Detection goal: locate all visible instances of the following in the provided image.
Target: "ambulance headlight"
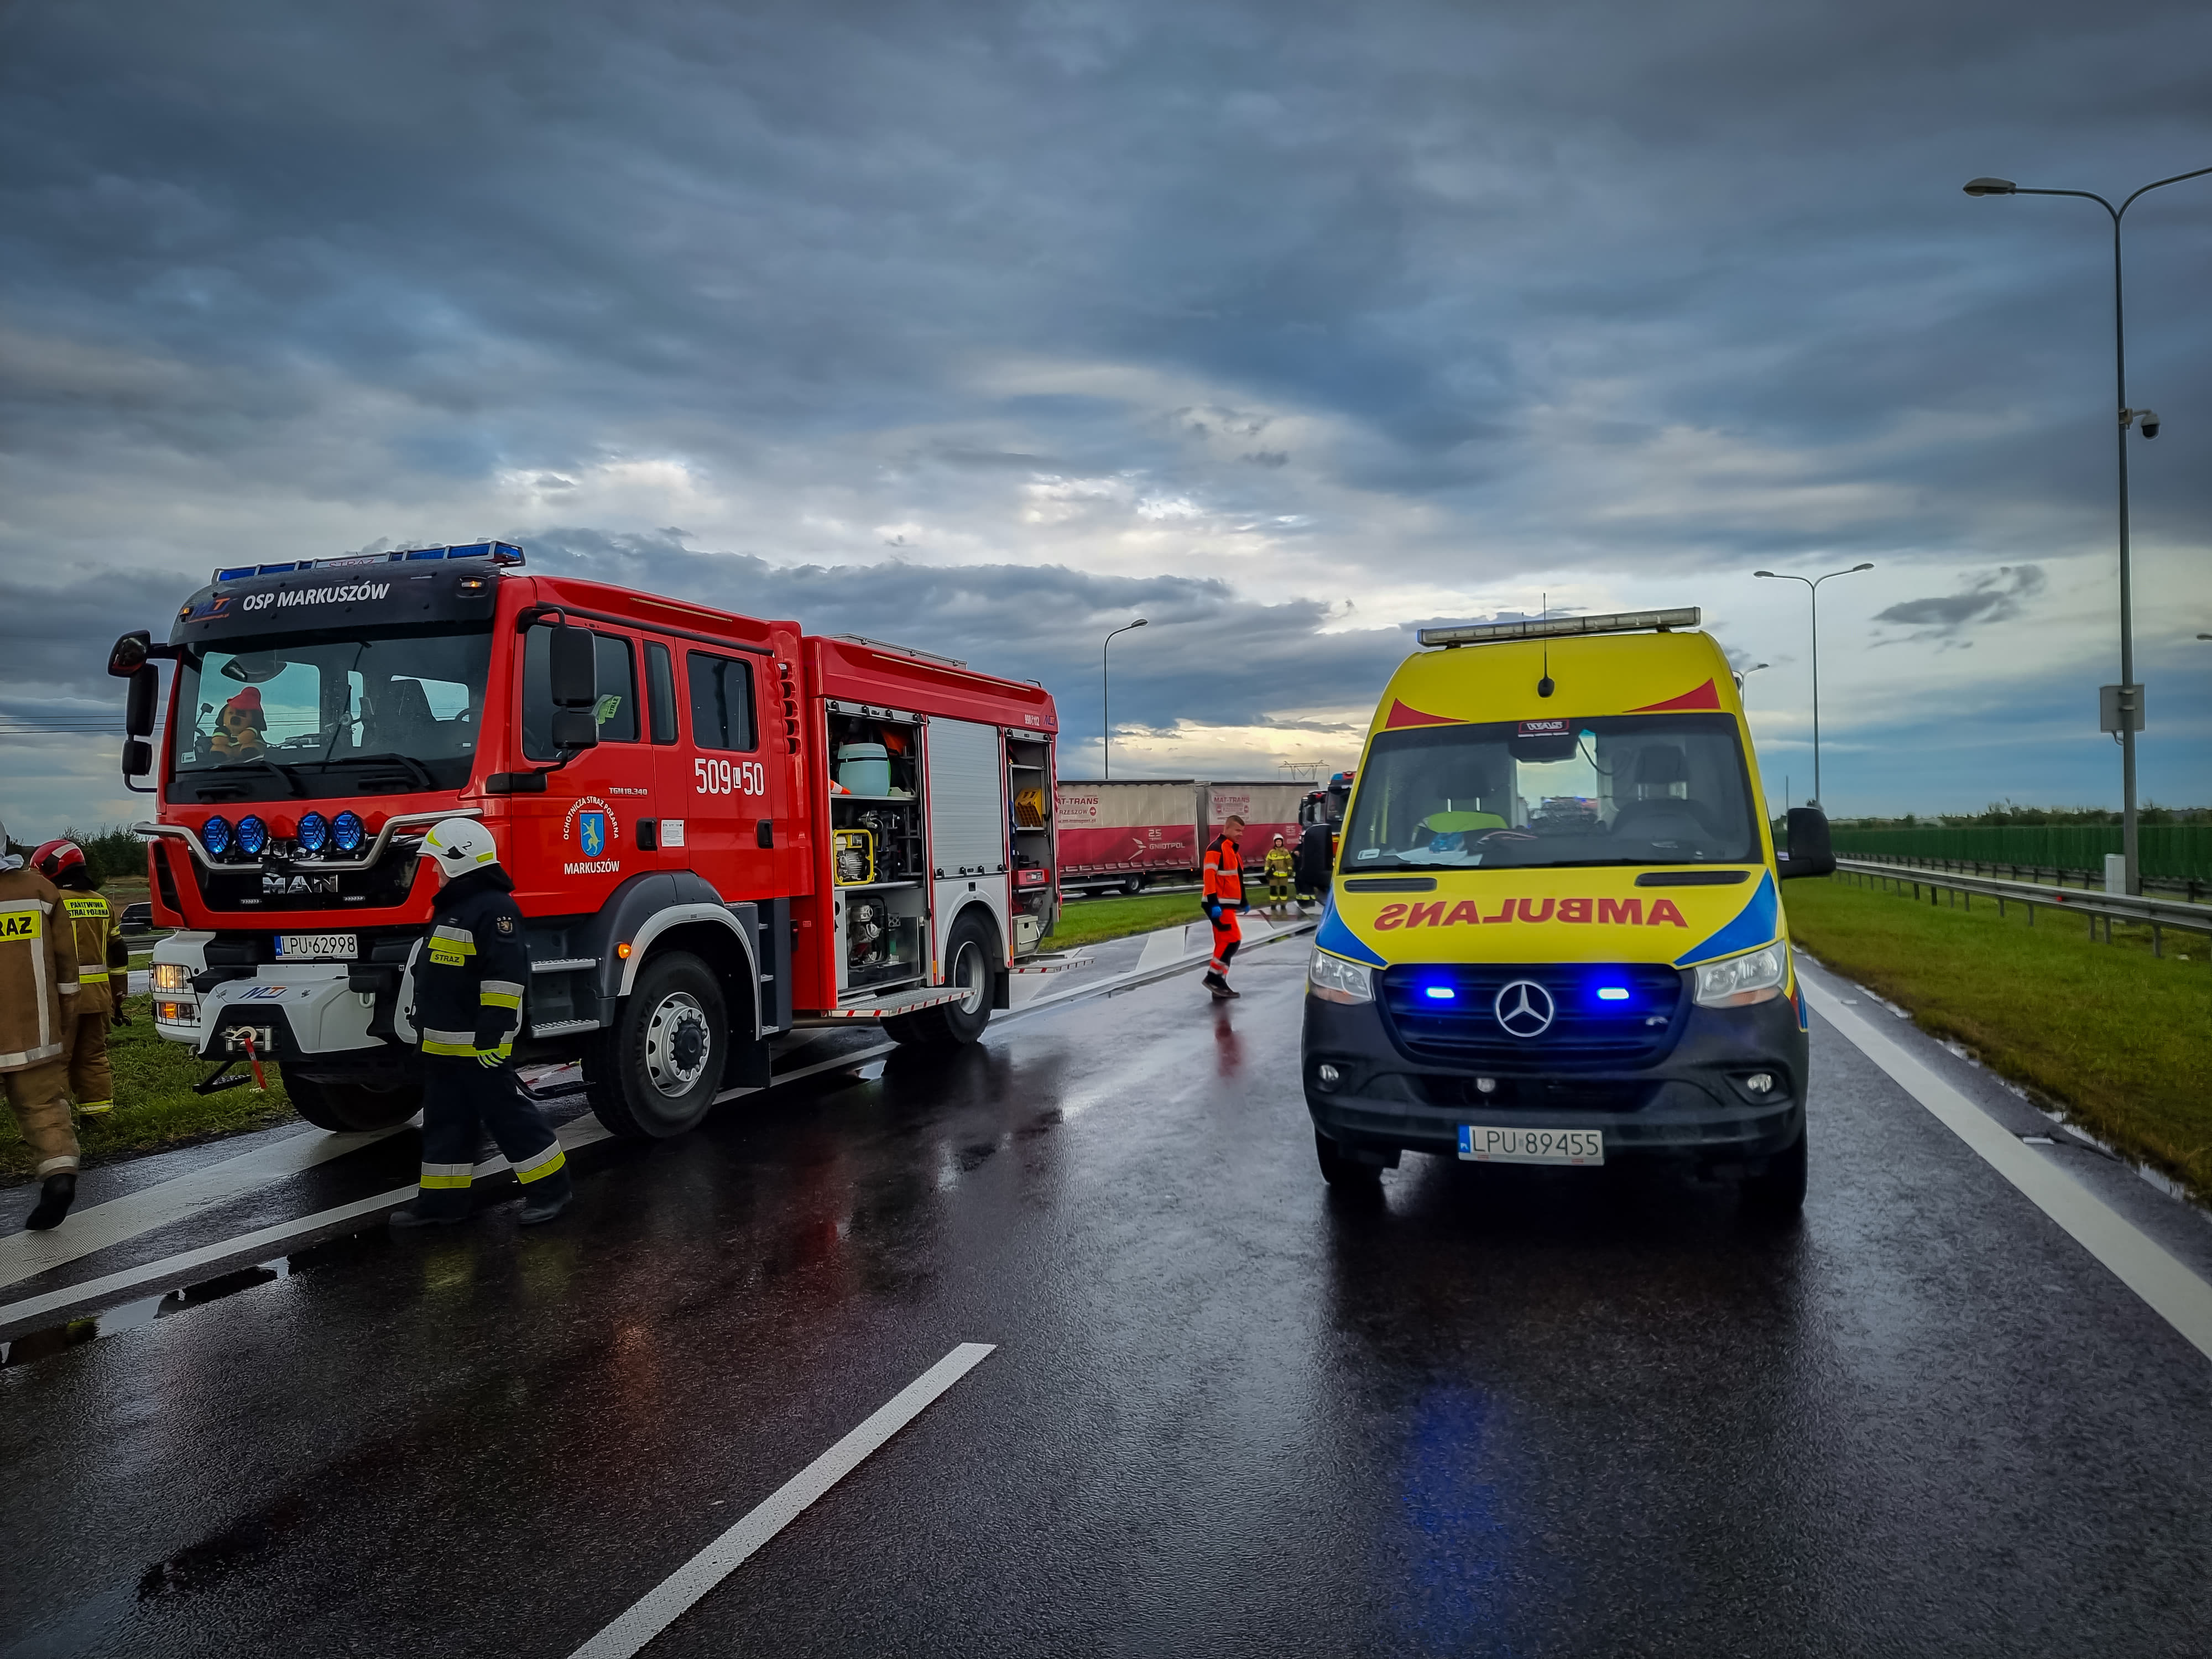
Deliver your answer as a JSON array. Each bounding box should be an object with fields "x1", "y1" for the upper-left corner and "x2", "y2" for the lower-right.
[
  {"x1": 1693, "y1": 942, "x2": 1788, "y2": 1008},
  {"x1": 1308, "y1": 950, "x2": 1374, "y2": 1004}
]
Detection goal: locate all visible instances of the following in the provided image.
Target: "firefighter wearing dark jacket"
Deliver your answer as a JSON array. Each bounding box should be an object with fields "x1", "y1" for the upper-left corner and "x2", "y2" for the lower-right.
[
  {"x1": 1201, "y1": 814, "x2": 1250, "y2": 1001},
  {"x1": 390, "y1": 819, "x2": 573, "y2": 1228},
  {"x1": 34, "y1": 841, "x2": 127, "y2": 1117}
]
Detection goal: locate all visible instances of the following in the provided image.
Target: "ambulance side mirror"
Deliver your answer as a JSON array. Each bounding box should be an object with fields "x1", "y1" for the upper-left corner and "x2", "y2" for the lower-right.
[{"x1": 1778, "y1": 806, "x2": 1834, "y2": 879}]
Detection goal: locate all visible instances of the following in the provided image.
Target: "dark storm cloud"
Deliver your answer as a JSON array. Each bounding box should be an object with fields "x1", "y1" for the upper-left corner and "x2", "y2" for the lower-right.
[{"x1": 1871, "y1": 564, "x2": 2047, "y2": 640}]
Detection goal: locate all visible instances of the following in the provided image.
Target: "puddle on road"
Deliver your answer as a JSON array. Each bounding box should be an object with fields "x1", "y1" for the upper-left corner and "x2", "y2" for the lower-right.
[{"x1": 0, "y1": 1230, "x2": 392, "y2": 1369}]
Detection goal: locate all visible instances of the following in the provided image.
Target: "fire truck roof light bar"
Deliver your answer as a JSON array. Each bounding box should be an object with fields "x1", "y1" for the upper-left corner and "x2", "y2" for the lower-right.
[
  {"x1": 1417, "y1": 607, "x2": 1701, "y2": 647},
  {"x1": 212, "y1": 542, "x2": 524, "y2": 584}
]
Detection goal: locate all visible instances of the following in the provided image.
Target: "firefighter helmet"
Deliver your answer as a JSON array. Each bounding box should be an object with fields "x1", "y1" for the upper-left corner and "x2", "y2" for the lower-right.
[
  {"x1": 420, "y1": 818, "x2": 499, "y2": 877},
  {"x1": 32, "y1": 839, "x2": 88, "y2": 882}
]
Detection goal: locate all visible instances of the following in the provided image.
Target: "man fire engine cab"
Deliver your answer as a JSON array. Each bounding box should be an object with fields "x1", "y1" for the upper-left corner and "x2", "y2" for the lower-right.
[
  {"x1": 1301, "y1": 608, "x2": 1833, "y2": 1214},
  {"x1": 110, "y1": 540, "x2": 1062, "y2": 1151}
]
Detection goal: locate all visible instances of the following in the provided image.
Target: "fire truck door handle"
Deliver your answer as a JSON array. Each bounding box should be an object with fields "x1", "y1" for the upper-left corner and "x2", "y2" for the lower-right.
[{"x1": 756, "y1": 819, "x2": 774, "y2": 848}]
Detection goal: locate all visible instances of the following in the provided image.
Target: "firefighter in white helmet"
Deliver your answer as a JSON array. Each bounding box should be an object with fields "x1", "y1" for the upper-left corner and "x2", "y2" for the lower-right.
[{"x1": 389, "y1": 819, "x2": 573, "y2": 1228}]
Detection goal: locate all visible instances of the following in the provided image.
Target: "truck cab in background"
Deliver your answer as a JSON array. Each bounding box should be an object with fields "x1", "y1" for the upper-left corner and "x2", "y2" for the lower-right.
[{"x1": 112, "y1": 544, "x2": 1061, "y2": 1139}]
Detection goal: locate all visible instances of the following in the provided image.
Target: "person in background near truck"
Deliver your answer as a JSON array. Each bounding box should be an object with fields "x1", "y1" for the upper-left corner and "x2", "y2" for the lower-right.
[
  {"x1": 389, "y1": 818, "x2": 573, "y2": 1230},
  {"x1": 1263, "y1": 834, "x2": 1296, "y2": 914},
  {"x1": 0, "y1": 821, "x2": 82, "y2": 1230},
  {"x1": 34, "y1": 841, "x2": 127, "y2": 1119},
  {"x1": 1201, "y1": 813, "x2": 1250, "y2": 1001}
]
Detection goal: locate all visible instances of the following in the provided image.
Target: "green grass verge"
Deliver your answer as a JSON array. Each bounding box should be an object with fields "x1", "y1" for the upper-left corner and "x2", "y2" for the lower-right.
[
  {"x1": 1786, "y1": 875, "x2": 2212, "y2": 1204},
  {"x1": 0, "y1": 994, "x2": 298, "y2": 1183},
  {"x1": 1041, "y1": 891, "x2": 1308, "y2": 951}
]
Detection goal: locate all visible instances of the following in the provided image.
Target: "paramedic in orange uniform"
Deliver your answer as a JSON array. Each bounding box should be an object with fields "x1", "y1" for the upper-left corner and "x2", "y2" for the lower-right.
[{"x1": 1201, "y1": 814, "x2": 1249, "y2": 1001}]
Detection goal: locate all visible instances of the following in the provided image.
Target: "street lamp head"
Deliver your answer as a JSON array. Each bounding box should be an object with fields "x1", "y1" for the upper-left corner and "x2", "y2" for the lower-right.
[
  {"x1": 1963, "y1": 177, "x2": 2017, "y2": 197},
  {"x1": 1753, "y1": 570, "x2": 1777, "y2": 578},
  {"x1": 1131, "y1": 618, "x2": 1149, "y2": 628},
  {"x1": 1850, "y1": 562, "x2": 1874, "y2": 572}
]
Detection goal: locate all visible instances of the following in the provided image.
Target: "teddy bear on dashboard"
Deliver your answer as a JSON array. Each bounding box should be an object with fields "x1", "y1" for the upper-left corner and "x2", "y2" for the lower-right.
[{"x1": 208, "y1": 685, "x2": 269, "y2": 758}]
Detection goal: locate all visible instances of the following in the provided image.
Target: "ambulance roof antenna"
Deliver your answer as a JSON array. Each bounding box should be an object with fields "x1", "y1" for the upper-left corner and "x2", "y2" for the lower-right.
[{"x1": 1537, "y1": 591, "x2": 1556, "y2": 698}]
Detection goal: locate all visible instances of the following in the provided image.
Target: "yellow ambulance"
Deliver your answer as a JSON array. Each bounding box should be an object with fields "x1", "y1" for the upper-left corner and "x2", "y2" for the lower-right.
[{"x1": 1301, "y1": 607, "x2": 1833, "y2": 1213}]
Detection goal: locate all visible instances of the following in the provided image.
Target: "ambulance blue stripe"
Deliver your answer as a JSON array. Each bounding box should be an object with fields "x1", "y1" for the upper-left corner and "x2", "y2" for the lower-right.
[
  {"x1": 1313, "y1": 896, "x2": 1386, "y2": 967},
  {"x1": 1673, "y1": 870, "x2": 1779, "y2": 967}
]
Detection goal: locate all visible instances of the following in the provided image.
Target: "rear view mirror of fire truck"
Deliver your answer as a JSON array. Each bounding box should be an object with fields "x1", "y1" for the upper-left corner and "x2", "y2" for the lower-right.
[
  {"x1": 124, "y1": 664, "x2": 159, "y2": 737},
  {"x1": 108, "y1": 629, "x2": 153, "y2": 679},
  {"x1": 548, "y1": 624, "x2": 600, "y2": 749}
]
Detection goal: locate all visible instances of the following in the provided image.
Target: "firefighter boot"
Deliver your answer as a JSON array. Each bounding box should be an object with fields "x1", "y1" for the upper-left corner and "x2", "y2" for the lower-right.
[
  {"x1": 389, "y1": 1190, "x2": 471, "y2": 1229},
  {"x1": 24, "y1": 1173, "x2": 75, "y2": 1232},
  {"x1": 1203, "y1": 972, "x2": 1232, "y2": 1001}
]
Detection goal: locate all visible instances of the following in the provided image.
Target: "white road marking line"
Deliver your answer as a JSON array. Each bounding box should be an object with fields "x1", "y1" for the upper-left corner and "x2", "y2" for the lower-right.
[
  {"x1": 0, "y1": 1123, "x2": 407, "y2": 1291},
  {"x1": 2, "y1": 924, "x2": 1310, "y2": 1331},
  {"x1": 567, "y1": 1342, "x2": 997, "y2": 1659},
  {"x1": 1803, "y1": 977, "x2": 2212, "y2": 1364},
  {"x1": 0, "y1": 1114, "x2": 617, "y2": 1333}
]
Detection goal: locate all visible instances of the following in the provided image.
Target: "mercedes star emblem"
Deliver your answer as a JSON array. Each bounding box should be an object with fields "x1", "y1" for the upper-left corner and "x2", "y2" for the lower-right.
[{"x1": 1493, "y1": 979, "x2": 1556, "y2": 1038}]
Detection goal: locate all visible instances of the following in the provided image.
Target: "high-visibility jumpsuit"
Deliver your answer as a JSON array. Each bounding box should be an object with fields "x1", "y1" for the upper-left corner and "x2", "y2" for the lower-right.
[
  {"x1": 0, "y1": 864, "x2": 82, "y2": 1178},
  {"x1": 1201, "y1": 832, "x2": 1245, "y2": 981},
  {"x1": 60, "y1": 886, "x2": 125, "y2": 1114},
  {"x1": 1263, "y1": 846, "x2": 1295, "y2": 904},
  {"x1": 408, "y1": 867, "x2": 570, "y2": 1220}
]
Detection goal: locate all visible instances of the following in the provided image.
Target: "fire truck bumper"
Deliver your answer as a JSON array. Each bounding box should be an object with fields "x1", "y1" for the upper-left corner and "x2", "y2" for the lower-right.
[{"x1": 150, "y1": 938, "x2": 386, "y2": 1061}]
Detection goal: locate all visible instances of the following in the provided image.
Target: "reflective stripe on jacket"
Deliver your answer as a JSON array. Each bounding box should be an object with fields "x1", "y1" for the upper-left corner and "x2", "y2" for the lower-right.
[
  {"x1": 414, "y1": 869, "x2": 529, "y2": 1060},
  {"x1": 62, "y1": 892, "x2": 122, "y2": 1018},
  {"x1": 1201, "y1": 834, "x2": 1244, "y2": 906},
  {"x1": 0, "y1": 867, "x2": 81, "y2": 1072}
]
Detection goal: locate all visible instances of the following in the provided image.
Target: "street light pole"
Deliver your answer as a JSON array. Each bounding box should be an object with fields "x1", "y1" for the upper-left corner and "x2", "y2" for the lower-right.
[
  {"x1": 1754, "y1": 565, "x2": 1873, "y2": 806},
  {"x1": 1101, "y1": 619, "x2": 1147, "y2": 779},
  {"x1": 1964, "y1": 165, "x2": 2212, "y2": 895}
]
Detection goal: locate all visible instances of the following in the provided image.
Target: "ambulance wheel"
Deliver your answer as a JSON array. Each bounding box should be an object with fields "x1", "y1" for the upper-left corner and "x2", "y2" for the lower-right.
[
  {"x1": 1314, "y1": 1130, "x2": 1383, "y2": 1195},
  {"x1": 1741, "y1": 1121, "x2": 1808, "y2": 1218},
  {"x1": 886, "y1": 915, "x2": 995, "y2": 1048},
  {"x1": 281, "y1": 1067, "x2": 422, "y2": 1133},
  {"x1": 586, "y1": 951, "x2": 726, "y2": 1140}
]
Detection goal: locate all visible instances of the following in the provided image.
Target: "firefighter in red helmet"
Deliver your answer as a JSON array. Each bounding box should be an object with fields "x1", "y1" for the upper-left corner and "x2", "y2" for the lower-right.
[{"x1": 34, "y1": 839, "x2": 127, "y2": 1120}]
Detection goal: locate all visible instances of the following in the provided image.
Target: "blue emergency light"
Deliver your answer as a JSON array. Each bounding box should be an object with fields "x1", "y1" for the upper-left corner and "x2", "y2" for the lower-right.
[
  {"x1": 237, "y1": 815, "x2": 269, "y2": 856},
  {"x1": 1423, "y1": 985, "x2": 1457, "y2": 1001},
  {"x1": 297, "y1": 812, "x2": 329, "y2": 853},
  {"x1": 331, "y1": 811, "x2": 366, "y2": 853},
  {"x1": 202, "y1": 815, "x2": 232, "y2": 855},
  {"x1": 211, "y1": 542, "x2": 524, "y2": 585},
  {"x1": 1597, "y1": 986, "x2": 1630, "y2": 1001}
]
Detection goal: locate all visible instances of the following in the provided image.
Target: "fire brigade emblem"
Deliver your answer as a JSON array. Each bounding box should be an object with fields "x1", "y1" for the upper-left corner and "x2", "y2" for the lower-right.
[
  {"x1": 559, "y1": 796, "x2": 622, "y2": 877},
  {"x1": 578, "y1": 812, "x2": 608, "y2": 857},
  {"x1": 495, "y1": 915, "x2": 515, "y2": 935}
]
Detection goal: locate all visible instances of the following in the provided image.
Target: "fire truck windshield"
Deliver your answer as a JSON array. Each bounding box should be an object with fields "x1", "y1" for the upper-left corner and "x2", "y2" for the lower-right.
[{"x1": 170, "y1": 625, "x2": 492, "y2": 804}]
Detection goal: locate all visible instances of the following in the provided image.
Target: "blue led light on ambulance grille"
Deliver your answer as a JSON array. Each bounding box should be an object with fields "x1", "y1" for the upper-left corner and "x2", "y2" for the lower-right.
[
  {"x1": 1597, "y1": 987, "x2": 1630, "y2": 1001},
  {"x1": 237, "y1": 815, "x2": 269, "y2": 856},
  {"x1": 1423, "y1": 985, "x2": 1457, "y2": 1000},
  {"x1": 201, "y1": 815, "x2": 233, "y2": 855},
  {"x1": 296, "y1": 811, "x2": 329, "y2": 853},
  {"x1": 331, "y1": 811, "x2": 366, "y2": 853}
]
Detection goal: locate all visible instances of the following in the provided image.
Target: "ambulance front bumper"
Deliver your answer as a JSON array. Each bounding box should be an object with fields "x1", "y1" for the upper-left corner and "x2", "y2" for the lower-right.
[{"x1": 1301, "y1": 990, "x2": 1807, "y2": 1165}]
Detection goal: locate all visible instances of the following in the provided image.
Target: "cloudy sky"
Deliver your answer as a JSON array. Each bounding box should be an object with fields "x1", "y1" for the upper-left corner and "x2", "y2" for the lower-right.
[{"x1": 5, "y1": 0, "x2": 2210, "y2": 835}]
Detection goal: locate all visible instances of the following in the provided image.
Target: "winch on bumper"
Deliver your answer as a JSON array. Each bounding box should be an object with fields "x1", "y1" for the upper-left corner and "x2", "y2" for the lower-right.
[{"x1": 1301, "y1": 957, "x2": 1806, "y2": 1168}]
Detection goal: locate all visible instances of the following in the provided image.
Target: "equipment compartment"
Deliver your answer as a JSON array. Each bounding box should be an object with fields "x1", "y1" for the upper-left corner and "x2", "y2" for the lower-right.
[
  {"x1": 826, "y1": 703, "x2": 927, "y2": 992},
  {"x1": 1006, "y1": 732, "x2": 1056, "y2": 954}
]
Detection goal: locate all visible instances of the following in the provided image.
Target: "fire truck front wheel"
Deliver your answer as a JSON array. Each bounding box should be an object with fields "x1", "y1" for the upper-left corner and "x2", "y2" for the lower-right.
[
  {"x1": 281, "y1": 1067, "x2": 424, "y2": 1133},
  {"x1": 585, "y1": 951, "x2": 728, "y2": 1140},
  {"x1": 886, "y1": 914, "x2": 995, "y2": 1048}
]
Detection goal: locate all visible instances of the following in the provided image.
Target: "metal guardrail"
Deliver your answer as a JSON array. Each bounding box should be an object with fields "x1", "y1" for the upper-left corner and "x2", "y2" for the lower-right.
[
  {"x1": 1843, "y1": 851, "x2": 2206, "y2": 905},
  {"x1": 1833, "y1": 858, "x2": 2212, "y2": 957}
]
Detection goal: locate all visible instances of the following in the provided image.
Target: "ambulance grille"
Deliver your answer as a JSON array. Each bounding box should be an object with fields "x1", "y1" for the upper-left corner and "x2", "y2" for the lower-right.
[{"x1": 1377, "y1": 962, "x2": 1686, "y2": 1071}]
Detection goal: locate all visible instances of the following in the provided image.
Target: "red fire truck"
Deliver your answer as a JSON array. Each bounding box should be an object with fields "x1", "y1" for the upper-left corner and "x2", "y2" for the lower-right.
[{"x1": 108, "y1": 542, "x2": 1063, "y2": 1139}]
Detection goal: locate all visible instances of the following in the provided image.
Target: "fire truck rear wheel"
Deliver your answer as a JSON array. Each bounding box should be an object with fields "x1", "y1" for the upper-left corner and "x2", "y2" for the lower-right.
[
  {"x1": 281, "y1": 1067, "x2": 423, "y2": 1133},
  {"x1": 886, "y1": 914, "x2": 994, "y2": 1048},
  {"x1": 585, "y1": 951, "x2": 727, "y2": 1140}
]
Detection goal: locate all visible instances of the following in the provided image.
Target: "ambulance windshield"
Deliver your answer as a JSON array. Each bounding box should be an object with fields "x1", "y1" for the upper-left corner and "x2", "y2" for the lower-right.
[
  {"x1": 1340, "y1": 713, "x2": 1761, "y2": 870},
  {"x1": 169, "y1": 625, "x2": 493, "y2": 804}
]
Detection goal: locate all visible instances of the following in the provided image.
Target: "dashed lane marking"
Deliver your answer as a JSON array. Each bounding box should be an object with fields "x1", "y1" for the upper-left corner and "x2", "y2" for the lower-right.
[
  {"x1": 1803, "y1": 976, "x2": 2212, "y2": 1365},
  {"x1": 567, "y1": 1342, "x2": 997, "y2": 1659}
]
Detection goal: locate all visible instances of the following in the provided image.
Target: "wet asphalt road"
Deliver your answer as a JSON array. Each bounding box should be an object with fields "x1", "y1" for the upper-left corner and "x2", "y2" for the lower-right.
[{"x1": 4, "y1": 932, "x2": 2212, "y2": 1657}]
